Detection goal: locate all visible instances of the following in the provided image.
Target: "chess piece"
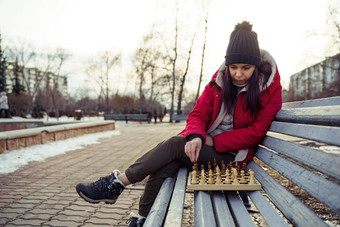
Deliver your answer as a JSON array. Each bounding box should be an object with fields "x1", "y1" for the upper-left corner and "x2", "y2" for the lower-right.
[
  {"x1": 249, "y1": 169, "x2": 255, "y2": 184},
  {"x1": 213, "y1": 158, "x2": 217, "y2": 173},
  {"x1": 215, "y1": 169, "x2": 222, "y2": 184},
  {"x1": 225, "y1": 169, "x2": 231, "y2": 184},
  {"x1": 208, "y1": 169, "x2": 214, "y2": 184},
  {"x1": 230, "y1": 167, "x2": 236, "y2": 180},
  {"x1": 239, "y1": 170, "x2": 247, "y2": 183},
  {"x1": 193, "y1": 162, "x2": 198, "y2": 171},
  {"x1": 191, "y1": 170, "x2": 198, "y2": 184},
  {"x1": 221, "y1": 160, "x2": 226, "y2": 175},
  {"x1": 242, "y1": 162, "x2": 247, "y2": 172},
  {"x1": 215, "y1": 165, "x2": 220, "y2": 174},
  {"x1": 208, "y1": 161, "x2": 212, "y2": 171},
  {"x1": 228, "y1": 161, "x2": 232, "y2": 170},
  {"x1": 232, "y1": 168, "x2": 239, "y2": 184},
  {"x1": 235, "y1": 162, "x2": 240, "y2": 173},
  {"x1": 200, "y1": 169, "x2": 206, "y2": 185}
]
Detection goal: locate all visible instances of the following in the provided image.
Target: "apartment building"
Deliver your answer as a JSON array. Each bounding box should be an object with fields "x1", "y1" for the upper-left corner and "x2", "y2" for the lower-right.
[
  {"x1": 4, "y1": 62, "x2": 67, "y2": 99},
  {"x1": 288, "y1": 53, "x2": 340, "y2": 101}
]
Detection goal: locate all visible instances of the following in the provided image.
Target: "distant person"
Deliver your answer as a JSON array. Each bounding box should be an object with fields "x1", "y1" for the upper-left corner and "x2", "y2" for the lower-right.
[
  {"x1": 153, "y1": 114, "x2": 157, "y2": 124},
  {"x1": 0, "y1": 92, "x2": 11, "y2": 118},
  {"x1": 75, "y1": 21, "x2": 283, "y2": 226}
]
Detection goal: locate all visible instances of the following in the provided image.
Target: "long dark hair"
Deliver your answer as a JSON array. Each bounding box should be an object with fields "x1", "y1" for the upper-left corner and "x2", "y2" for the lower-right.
[{"x1": 222, "y1": 61, "x2": 272, "y2": 116}]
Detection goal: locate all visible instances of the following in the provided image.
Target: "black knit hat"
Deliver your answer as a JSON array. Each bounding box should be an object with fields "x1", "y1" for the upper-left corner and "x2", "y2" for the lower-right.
[{"x1": 225, "y1": 21, "x2": 261, "y2": 66}]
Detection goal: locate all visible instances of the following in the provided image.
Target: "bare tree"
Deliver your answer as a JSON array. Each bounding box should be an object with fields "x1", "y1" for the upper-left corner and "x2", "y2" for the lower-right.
[
  {"x1": 132, "y1": 29, "x2": 168, "y2": 115},
  {"x1": 6, "y1": 39, "x2": 36, "y2": 97},
  {"x1": 44, "y1": 48, "x2": 70, "y2": 119},
  {"x1": 195, "y1": 0, "x2": 211, "y2": 101},
  {"x1": 169, "y1": 0, "x2": 179, "y2": 122},
  {"x1": 326, "y1": 2, "x2": 340, "y2": 55},
  {"x1": 29, "y1": 47, "x2": 71, "y2": 119},
  {"x1": 86, "y1": 50, "x2": 121, "y2": 113},
  {"x1": 133, "y1": 34, "x2": 153, "y2": 112},
  {"x1": 176, "y1": 28, "x2": 198, "y2": 115}
]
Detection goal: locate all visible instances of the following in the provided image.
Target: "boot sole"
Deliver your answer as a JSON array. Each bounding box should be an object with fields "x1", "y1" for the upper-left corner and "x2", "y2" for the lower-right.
[
  {"x1": 78, "y1": 191, "x2": 117, "y2": 204},
  {"x1": 76, "y1": 187, "x2": 117, "y2": 204}
]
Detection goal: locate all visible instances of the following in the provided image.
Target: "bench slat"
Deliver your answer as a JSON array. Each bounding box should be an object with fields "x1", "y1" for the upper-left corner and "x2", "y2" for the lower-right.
[
  {"x1": 283, "y1": 96, "x2": 340, "y2": 108},
  {"x1": 211, "y1": 191, "x2": 236, "y2": 227},
  {"x1": 247, "y1": 190, "x2": 289, "y2": 227},
  {"x1": 275, "y1": 105, "x2": 340, "y2": 126},
  {"x1": 194, "y1": 191, "x2": 217, "y2": 227},
  {"x1": 247, "y1": 161, "x2": 328, "y2": 227},
  {"x1": 225, "y1": 191, "x2": 256, "y2": 227},
  {"x1": 256, "y1": 147, "x2": 340, "y2": 215},
  {"x1": 164, "y1": 168, "x2": 188, "y2": 227},
  {"x1": 262, "y1": 136, "x2": 340, "y2": 180},
  {"x1": 144, "y1": 177, "x2": 175, "y2": 227},
  {"x1": 270, "y1": 121, "x2": 340, "y2": 147}
]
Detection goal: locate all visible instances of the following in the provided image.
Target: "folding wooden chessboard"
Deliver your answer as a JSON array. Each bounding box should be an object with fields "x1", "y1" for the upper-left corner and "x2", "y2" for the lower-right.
[{"x1": 186, "y1": 161, "x2": 261, "y2": 191}]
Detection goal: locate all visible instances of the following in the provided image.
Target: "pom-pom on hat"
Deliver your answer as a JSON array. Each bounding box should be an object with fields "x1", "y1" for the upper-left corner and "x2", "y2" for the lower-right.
[{"x1": 225, "y1": 21, "x2": 261, "y2": 66}]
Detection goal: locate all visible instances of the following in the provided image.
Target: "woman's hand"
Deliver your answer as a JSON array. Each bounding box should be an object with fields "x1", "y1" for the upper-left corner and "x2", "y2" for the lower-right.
[
  {"x1": 185, "y1": 137, "x2": 202, "y2": 162},
  {"x1": 205, "y1": 135, "x2": 214, "y2": 146}
]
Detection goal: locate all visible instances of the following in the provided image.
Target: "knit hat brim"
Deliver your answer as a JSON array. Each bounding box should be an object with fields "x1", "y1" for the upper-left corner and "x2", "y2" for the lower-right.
[{"x1": 225, "y1": 53, "x2": 261, "y2": 66}]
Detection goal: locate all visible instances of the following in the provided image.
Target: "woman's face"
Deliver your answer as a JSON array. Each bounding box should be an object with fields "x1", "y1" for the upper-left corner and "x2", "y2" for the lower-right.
[{"x1": 227, "y1": 63, "x2": 256, "y2": 85}]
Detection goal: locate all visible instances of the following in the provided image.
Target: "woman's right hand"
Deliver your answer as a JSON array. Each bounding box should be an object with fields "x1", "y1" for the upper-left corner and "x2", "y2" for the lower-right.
[{"x1": 184, "y1": 137, "x2": 202, "y2": 162}]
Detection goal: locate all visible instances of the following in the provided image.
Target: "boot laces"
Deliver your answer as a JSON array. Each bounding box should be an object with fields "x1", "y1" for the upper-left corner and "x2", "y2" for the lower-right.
[
  {"x1": 93, "y1": 173, "x2": 115, "y2": 192},
  {"x1": 126, "y1": 216, "x2": 138, "y2": 226},
  {"x1": 126, "y1": 213, "x2": 145, "y2": 227}
]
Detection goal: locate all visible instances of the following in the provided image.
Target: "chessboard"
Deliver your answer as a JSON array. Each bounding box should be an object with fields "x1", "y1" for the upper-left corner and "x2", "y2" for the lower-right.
[{"x1": 186, "y1": 161, "x2": 261, "y2": 191}]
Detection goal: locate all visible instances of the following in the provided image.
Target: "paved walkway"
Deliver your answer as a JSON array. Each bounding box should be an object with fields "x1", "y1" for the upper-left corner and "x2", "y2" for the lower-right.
[{"x1": 0, "y1": 123, "x2": 194, "y2": 226}]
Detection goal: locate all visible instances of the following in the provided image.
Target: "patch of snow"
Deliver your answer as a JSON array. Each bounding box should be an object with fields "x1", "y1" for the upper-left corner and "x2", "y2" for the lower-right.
[{"x1": 0, "y1": 130, "x2": 121, "y2": 175}]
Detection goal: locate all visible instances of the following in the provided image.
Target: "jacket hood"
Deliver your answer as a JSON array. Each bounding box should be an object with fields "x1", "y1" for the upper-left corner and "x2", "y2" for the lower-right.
[{"x1": 214, "y1": 49, "x2": 277, "y2": 91}]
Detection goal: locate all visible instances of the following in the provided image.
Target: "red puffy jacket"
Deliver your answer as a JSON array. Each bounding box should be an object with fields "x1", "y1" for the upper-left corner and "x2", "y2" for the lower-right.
[{"x1": 179, "y1": 50, "x2": 282, "y2": 162}]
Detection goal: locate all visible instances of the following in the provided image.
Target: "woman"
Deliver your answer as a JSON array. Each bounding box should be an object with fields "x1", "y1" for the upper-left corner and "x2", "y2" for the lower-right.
[
  {"x1": 0, "y1": 91, "x2": 11, "y2": 118},
  {"x1": 76, "y1": 21, "x2": 282, "y2": 227}
]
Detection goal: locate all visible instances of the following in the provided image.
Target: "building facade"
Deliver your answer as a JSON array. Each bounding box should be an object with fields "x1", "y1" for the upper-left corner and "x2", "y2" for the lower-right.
[
  {"x1": 4, "y1": 62, "x2": 67, "y2": 99},
  {"x1": 288, "y1": 53, "x2": 340, "y2": 101}
]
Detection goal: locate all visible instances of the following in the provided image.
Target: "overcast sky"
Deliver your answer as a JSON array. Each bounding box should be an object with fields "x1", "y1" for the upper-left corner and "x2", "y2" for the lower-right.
[{"x1": 0, "y1": 0, "x2": 337, "y2": 95}]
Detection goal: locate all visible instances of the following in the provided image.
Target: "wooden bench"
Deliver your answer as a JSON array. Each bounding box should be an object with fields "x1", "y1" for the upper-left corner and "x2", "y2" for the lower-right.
[
  {"x1": 144, "y1": 167, "x2": 188, "y2": 226},
  {"x1": 144, "y1": 96, "x2": 340, "y2": 226},
  {"x1": 103, "y1": 114, "x2": 150, "y2": 123}
]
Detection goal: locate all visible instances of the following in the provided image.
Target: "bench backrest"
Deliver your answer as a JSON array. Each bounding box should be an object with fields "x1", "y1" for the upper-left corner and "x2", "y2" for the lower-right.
[{"x1": 250, "y1": 96, "x2": 340, "y2": 226}]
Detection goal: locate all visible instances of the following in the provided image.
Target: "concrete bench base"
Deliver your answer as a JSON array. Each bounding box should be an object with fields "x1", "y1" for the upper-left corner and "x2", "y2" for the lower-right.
[{"x1": 0, "y1": 121, "x2": 115, "y2": 153}]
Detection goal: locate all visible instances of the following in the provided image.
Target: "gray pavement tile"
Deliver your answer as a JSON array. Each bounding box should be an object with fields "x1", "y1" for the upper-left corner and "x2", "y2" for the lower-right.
[
  {"x1": 49, "y1": 214, "x2": 85, "y2": 223},
  {"x1": 6, "y1": 218, "x2": 44, "y2": 226},
  {"x1": 42, "y1": 219, "x2": 81, "y2": 227},
  {"x1": 84, "y1": 217, "x2": 119, "y2": 226},
  {"x1": 0, "y1": 124, "x2": 190, "y2": 226}
]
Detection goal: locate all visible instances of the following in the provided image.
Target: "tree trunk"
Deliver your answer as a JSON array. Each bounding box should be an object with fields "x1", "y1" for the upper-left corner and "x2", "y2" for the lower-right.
[
  {"x1": 195, "y1": 0, "x2": 210, "y2": 101},
  {"x1": 196, "y1": 17, "x2": 208, "y2": 101},
  {"x1": 170, "y1": 2, "x2": 179, "y2": 123},
  {"x1": 177, "y1": 29, "x2": 197, "y2": 115}
]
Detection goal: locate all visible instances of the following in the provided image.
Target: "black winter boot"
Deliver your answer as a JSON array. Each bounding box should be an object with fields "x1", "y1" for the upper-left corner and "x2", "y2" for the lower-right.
[
  {"x1": 127, "y1": 212, "x2": 145, "y2": 227},
  {"x1": 76, "y1": 170, "x2": 125, "y2": 204}
]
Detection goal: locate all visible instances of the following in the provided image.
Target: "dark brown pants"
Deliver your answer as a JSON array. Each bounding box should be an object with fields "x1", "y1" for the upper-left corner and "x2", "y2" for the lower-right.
[{"x1": 125, "y1": 136, "x2": 234, "y2": 217}]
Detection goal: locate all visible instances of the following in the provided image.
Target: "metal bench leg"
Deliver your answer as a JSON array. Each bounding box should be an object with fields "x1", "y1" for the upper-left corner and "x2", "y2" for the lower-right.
[{"x1": 239, "y1": 191, "x2": 250, "y2": 208}]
